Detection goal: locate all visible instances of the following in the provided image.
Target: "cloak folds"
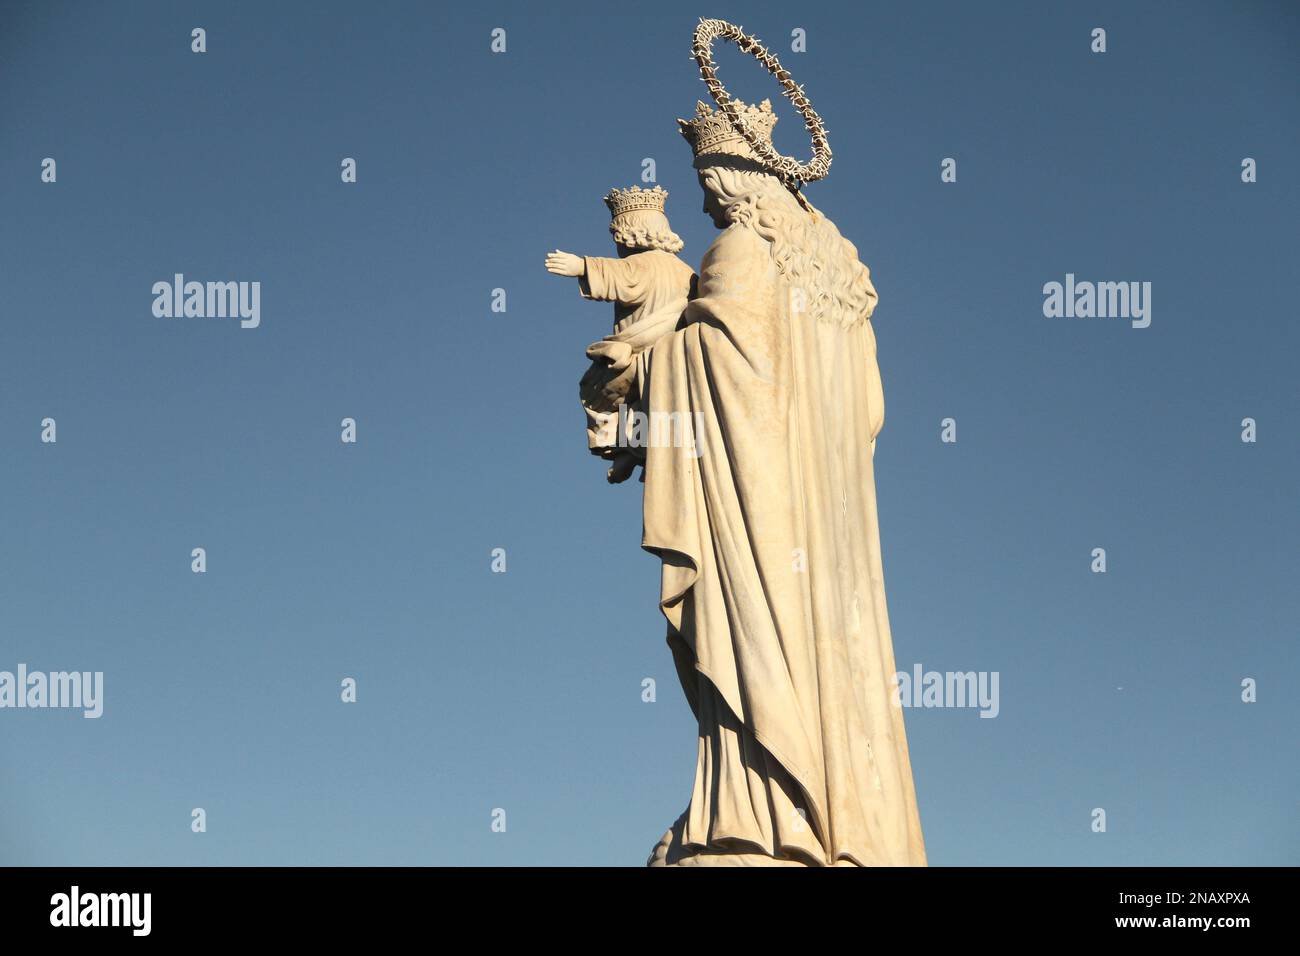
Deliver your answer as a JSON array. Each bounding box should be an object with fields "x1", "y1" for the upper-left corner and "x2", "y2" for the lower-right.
[{"x1": 640, "y1": 222, "x2": 926, "y2": 866}]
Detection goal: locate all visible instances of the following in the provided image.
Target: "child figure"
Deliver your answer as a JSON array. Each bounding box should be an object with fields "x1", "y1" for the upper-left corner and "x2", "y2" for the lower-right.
[{"x1": 545, "y1": 185, "x2": 696, "y2": 482}]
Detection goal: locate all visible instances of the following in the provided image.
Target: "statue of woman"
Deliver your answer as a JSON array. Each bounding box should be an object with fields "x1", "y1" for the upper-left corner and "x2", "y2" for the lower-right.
[{"x1": 639, "y1": 98, "x2": 927, "y2": 866}]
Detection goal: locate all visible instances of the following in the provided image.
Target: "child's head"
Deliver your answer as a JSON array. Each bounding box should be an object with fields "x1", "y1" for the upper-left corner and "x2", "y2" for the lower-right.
[{"x1": 604, "y1": 185, "x2": 684, "y2": 255}]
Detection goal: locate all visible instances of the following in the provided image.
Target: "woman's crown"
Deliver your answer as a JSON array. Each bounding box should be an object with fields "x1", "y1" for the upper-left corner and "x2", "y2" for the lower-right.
[
  {"x1": 603, "y1": 185, "x2": 670, "y2": 219},
  {"x1": 677, "y1": 97, "x2": 778, "y2": 160}
]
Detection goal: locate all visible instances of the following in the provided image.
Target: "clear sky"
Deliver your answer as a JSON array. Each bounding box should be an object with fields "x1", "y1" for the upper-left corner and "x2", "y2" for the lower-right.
[{"x1": 1, "y1": 0, "x2": 1296, "y2": 866}]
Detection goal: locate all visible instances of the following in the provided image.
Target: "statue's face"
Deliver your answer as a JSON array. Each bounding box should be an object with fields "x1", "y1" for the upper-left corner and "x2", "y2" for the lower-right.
[{"x1": 698, "y1": 171, "x2": 728, "y2": 229}]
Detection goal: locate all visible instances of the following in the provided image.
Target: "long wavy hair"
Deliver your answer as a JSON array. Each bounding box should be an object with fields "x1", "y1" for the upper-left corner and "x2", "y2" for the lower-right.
[{"x1": 697, "y1": 159, "x2": 877, "y2": 329}]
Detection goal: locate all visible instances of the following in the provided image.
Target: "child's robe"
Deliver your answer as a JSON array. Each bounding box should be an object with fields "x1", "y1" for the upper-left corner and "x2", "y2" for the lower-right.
[{"x1": 578, "y1": 249, "x2": 697, "y2": 457}]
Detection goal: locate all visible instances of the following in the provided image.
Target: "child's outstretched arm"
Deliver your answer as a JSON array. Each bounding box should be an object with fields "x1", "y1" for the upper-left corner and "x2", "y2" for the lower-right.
[{"x1": 544, "y1": 250, "x2": 585, "y2": 278}]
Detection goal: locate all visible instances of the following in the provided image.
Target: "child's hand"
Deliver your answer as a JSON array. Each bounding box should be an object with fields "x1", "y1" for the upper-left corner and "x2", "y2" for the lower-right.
[{"x1": 545, "y1": 250, "x2": 584, "y2": 277}]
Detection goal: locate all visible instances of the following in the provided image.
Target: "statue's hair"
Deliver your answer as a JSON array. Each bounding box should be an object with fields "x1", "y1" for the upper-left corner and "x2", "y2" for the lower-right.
[
  {"x1": 697, "y1": 160, "x2": 877, "y2": 329},
  {"x1": 609, "y1": 209, "x2": 684, "y2": 254}
]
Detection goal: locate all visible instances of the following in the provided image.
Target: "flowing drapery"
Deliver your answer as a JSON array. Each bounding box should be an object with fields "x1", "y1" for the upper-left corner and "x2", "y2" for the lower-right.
[{"x1": 640, "y1": 222, "x2": 926, "y2": 867}]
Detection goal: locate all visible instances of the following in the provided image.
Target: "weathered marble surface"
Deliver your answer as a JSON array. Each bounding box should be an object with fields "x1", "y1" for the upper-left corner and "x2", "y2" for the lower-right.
[{"x1": 546, "y1": 22, "x2": 926, "y2": 867}]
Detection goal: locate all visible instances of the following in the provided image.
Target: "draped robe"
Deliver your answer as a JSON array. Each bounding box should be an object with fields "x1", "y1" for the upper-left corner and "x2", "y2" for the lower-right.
[{"x1": 639, "y1": 220, "x2": 927, "y2": 867}]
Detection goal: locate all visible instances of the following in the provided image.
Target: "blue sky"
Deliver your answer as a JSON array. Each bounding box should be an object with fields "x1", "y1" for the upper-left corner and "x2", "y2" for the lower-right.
[{"x1": 1, "y1": 0, "x2": 1296, "y2": 865}]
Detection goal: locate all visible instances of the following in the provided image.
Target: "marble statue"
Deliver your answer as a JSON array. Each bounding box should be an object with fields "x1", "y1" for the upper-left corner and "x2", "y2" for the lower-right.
[
  {"x1": 545, "y1": 186, "x2": 696, "y2": 484},
  {"x1": 546, "y1": 18, "x2": 927, "y2": 867}
]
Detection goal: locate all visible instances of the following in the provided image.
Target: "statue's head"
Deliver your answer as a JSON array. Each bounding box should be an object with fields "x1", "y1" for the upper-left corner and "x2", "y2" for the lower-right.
[
  {"x1": 604, "y1": 185, "x2": 683, "y2": 255},
  {"x1": 678, "y1": 99, "x2": 877, "y2": 329},
  {"x1": 692, "y1": 157, "x2": 793, "y2": 229},
  {"x1": 678, "y1": 98, "x2": 799, "y2": 229}
]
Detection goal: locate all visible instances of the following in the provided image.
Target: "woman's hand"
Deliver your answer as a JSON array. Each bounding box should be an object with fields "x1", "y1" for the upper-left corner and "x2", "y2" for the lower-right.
[{"x1": 545, "y1": 250, "x2": 584, "y2": 277}]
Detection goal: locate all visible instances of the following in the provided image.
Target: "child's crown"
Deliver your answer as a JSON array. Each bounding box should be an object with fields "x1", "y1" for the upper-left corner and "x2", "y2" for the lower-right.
[{"x1": 603, "y1": 185, "x2": 670, "y2": 219}]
